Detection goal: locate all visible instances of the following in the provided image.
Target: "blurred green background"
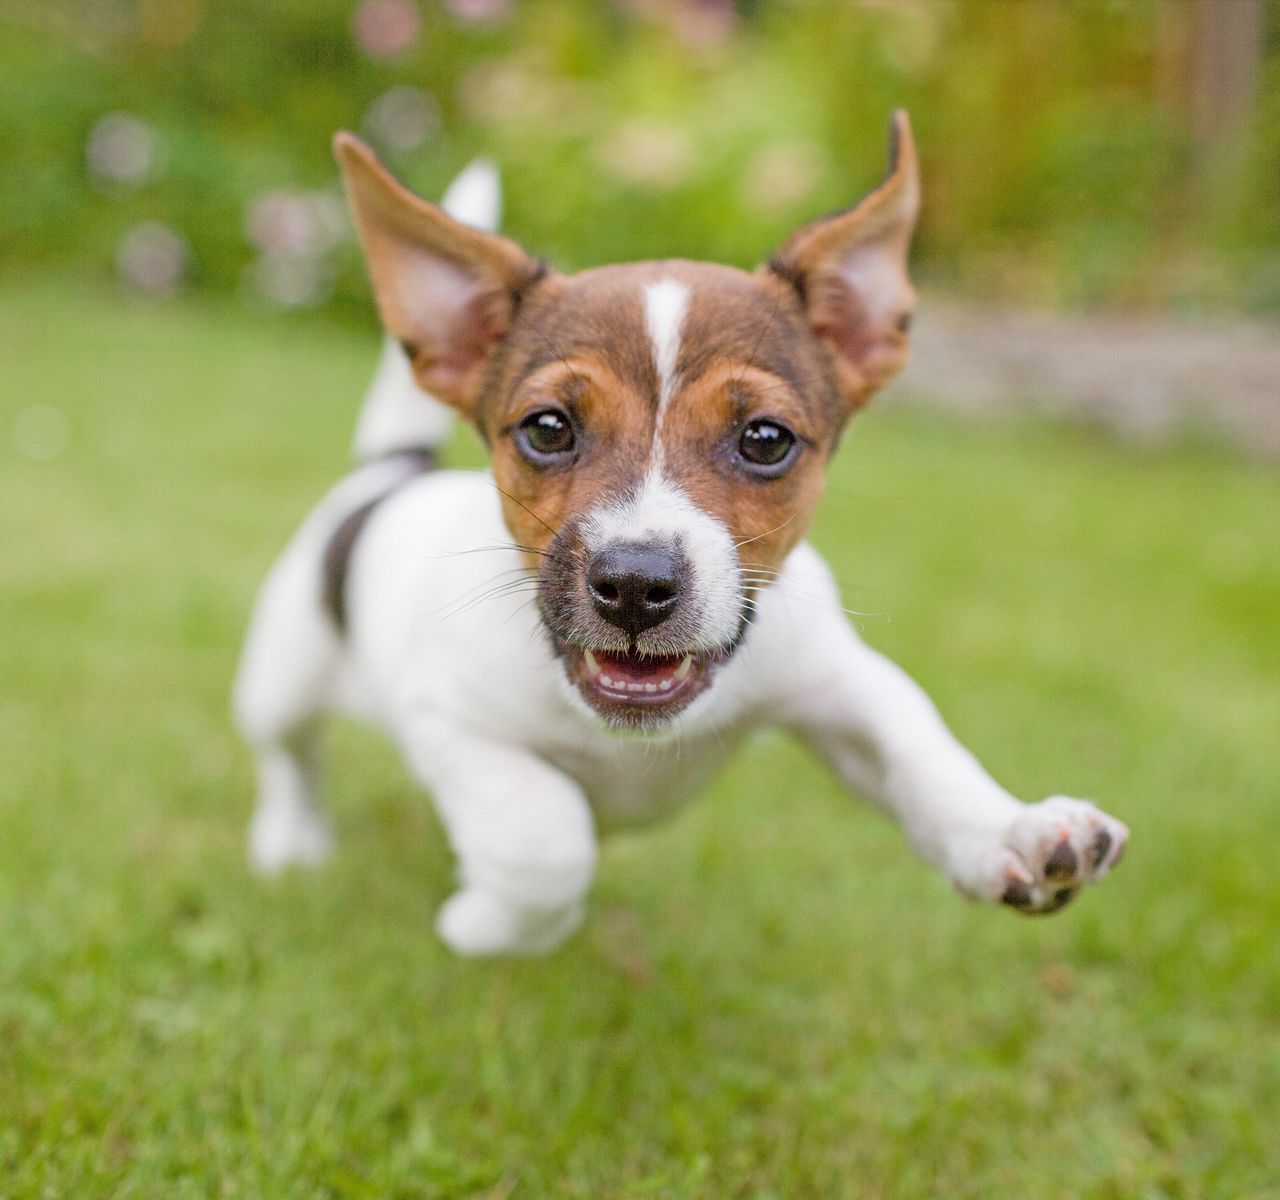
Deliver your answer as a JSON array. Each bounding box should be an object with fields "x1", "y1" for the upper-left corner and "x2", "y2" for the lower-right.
[
  {"x1": 3, "y1": 2, "x2": 1280, "y2": 1197},
  {"x1": 3, "y1": 0, "x2": 1279, "y2": 313}
]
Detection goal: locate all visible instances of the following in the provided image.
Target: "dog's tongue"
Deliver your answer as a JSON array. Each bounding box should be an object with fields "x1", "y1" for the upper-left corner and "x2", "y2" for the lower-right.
[{"x1": 595, "y1": 649, "x2": 684, "y2": 685}]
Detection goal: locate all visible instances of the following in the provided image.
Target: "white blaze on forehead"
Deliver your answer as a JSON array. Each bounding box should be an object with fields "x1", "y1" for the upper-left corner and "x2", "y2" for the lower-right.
[
  {"x1": 581, "y1": 471, "x2": 741, "y2": 652},
  {"x1": 643, "y1": 278, "x2": 690, "y2": 466}
]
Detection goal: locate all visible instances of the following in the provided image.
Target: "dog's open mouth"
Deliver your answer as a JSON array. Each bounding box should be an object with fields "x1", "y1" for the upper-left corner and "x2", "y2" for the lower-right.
[{"x1": 560, "y1": 644, "x2": 720, "y2": 723}]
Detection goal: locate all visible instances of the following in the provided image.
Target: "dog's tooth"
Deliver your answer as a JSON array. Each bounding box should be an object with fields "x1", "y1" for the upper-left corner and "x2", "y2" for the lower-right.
[
  {"x1": 583, "y1": 648, "x2": 601, "y2": 678},
  {"x1": 600, "y1": 673, "x2": 613, "y2": 687},
  {"x1": 673, "y1": 655, "x2": 693, "y2": 682},
  {"x1": 644, "y1": 683, "x2": 657, "y2": 693},
  {"x1": 658, "y1": 679, "x2": 672, "y2": 692}
]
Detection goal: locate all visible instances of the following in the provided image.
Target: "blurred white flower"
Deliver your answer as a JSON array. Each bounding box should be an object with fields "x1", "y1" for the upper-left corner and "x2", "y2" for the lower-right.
[
  {"x1": 363, "y1": 86, "x2": 440, "y2": 152},
  {"x1": 245, "y1": 190, "x2": 313, "y2": 256},
  {"x1": 616, "y1": 0, "x2": 736, "y2": 50},
  {"x1": 117, "y1": 222, "x2": 189, "y2": 294},
  {"x1": 307, "y1": 190, "x2": 349, "y2": 252},
  {"x1": 86, "y1": 112, "x2": 159, "y2": 190},
  {"x1": 594, "y1": 121, "x2": 695, "y2": 190},
  {"x1": 740, "y1": 142, "x2": 825, "y2": 216},
  {"x1": 244, "y1": 189, "x2": 346, "y2": 257},
  {"x1": 246, "y1": 253, "x2": 335, "y2": 310},
  {"x1": 458, "y1": 60, "x2": 536, "y2": 125},
  {"x1": 445, "y1": 0, "x2": 511, "y2": 23},
  {"x1": 352, "y1": 0, "x2": 420, "y2": 60},
  {"x1": 458, "y1": 58, "x2": 595, "y2": 135},
  {"x1": 13, "y1": 405, "x2": 69, "y2": 462}
]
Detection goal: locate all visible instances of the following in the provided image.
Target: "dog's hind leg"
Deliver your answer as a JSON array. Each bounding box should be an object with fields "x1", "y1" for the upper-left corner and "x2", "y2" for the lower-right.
[
  {"x1": 233, "y1": 534, "x2": 340, "y2": 874},
  {"x1": 244, "y1": 726, "x2": 332, "y2": 873}
]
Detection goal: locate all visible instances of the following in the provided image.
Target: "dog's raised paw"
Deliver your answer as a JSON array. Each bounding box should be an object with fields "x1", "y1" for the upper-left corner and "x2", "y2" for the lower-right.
[{"x1": 990, "y1": 796, "x2": 1128, "y2": 915}]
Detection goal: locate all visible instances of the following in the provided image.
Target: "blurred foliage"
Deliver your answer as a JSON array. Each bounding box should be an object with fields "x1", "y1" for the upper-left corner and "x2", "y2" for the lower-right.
[{"x1": 1, "y1": 0, "x2": 1278, "y2": 318}]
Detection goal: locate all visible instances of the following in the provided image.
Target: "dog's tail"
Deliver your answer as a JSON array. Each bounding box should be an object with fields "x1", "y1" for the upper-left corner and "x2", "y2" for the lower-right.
[{"x1": 350, "y1": 158, "x2": 502, "y2": 463}]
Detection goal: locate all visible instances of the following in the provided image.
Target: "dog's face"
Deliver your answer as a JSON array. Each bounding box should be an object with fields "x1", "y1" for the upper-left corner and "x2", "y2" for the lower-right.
[{"x1": 336, "y1": 114, "x2": 918, "y2": 729}]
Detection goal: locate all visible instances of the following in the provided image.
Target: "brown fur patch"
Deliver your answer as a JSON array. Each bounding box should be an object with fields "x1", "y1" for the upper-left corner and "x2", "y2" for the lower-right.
[
  {"x1": 335, "y1": 118, "x2": 921, "y2": 653},
  {"x1": 767, "y1": 109, "x2": 919, "y2": 409},
  {"x1": 477, "y1": 261, "x2": 844, "y2": 583},
  {"x1": 334, "y1": 133, "x2": 547, "y2": 416}
]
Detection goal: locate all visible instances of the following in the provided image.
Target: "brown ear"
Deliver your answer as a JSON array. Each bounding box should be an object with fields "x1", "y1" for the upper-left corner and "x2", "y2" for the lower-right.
[
  {"x1": 767, "y1": 109, "x2": 920, "y2": 410},
  {"x1": 334, "y1": 132, "x2": 545, "y2": 417}
]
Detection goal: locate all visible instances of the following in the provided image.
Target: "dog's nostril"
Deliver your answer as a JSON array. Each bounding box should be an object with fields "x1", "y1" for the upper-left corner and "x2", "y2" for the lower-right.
[{"x1": 585, "y1": 544, "x2": 686, "y2": 635}]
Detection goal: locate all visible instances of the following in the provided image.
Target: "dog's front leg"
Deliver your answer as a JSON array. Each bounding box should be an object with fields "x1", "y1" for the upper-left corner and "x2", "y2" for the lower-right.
[
  {"x1": 397, "y1": 715, "x2": 597, "y2": 955},
  {"x1": 776, "y1": 575, "x2": 1128, "y2": 914}
]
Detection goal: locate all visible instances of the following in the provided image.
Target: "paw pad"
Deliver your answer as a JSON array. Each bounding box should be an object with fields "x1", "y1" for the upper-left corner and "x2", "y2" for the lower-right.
[
  {"x1": 1042, "y1": 839, "x2": 1078, "y2": 881},
  {"x1": 994, "y1": 796, "x2": 1128, "y2": 917}
]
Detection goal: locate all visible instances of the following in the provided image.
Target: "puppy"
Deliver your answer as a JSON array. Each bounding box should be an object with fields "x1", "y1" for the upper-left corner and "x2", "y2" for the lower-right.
[{"x1": 234, "y1": 113, "x2": 1128, "y2": 956}]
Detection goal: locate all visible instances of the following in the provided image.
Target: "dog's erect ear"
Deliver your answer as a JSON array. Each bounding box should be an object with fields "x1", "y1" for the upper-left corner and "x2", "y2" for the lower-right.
[
  {"x1": 766, "y1": 110, "x2": 919, "y2": 411},
  {"x1": 334, "y1": 133, "x2": 544, "y2": 417}
]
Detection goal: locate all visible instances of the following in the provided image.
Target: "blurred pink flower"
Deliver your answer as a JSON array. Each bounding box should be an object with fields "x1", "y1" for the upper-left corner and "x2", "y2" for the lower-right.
[
  {"x1": 86, "y1": 112, "x2": 159, "y2": 190},
  {"x1": 117, "y1": 222, "x2": 188, "y2": 295},
  {"x1": 672, "y1": 0, "x2": 737, "y2": 52},
  {"x1": 363, "y1": 86, "x2": 440, "y2": 151},
  {"x1": 445, "y1": 0, "x2": 511, "y2": 24},
  {"x1": 352, "y1": 0, "x2": 420, "y2": 60}
]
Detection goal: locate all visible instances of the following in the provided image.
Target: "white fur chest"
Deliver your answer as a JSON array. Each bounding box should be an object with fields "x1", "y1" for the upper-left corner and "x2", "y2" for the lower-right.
[{"x1": 343, "y1": 470, "x2": 755, "y2": 827}]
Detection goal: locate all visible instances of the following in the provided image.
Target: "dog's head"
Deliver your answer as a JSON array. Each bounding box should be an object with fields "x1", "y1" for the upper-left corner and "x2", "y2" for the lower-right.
[{"x1": 336, "y1": 113, "x2": 919, "y2": 730}]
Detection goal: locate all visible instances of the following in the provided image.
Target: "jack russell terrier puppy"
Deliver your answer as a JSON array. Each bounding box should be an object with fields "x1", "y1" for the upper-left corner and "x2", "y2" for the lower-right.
[{"x1": 234, "y1": 112, "x2": 1128, "y2": 956}]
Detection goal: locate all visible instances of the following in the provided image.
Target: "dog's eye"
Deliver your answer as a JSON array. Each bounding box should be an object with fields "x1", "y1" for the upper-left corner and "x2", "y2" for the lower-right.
[
  {"x1": 738, "y1": 419, "x2": 796, "y2": 471},
  {"x1": 517, "y1": 409, "x2": 576, "y2": 461}
]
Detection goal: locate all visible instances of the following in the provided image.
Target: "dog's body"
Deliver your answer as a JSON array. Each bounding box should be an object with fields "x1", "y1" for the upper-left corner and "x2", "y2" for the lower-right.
[{"x1": 235, "y1": 117, "x2": 1127, "y2": 955}]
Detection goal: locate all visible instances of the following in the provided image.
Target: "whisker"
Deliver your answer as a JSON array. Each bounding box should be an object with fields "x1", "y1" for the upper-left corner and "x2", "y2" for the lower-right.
[
  {"x1": 734, "y1": 511, "x2": 799, "y2": 550},
  {"x1": 435, "y1": 577, "x2": 544, "y2": 622},
  {"x1": 422, "y1": 541, "x2": 561, "y2": 563},
  {"x1": 487, "y1": 479, "x2": 561, "y2": 540},
  {"x1": 435, "y1": 566, "x2": 533, "y2": 609},
  {"x1": 735, "y1": 569, "x2": 883, "y2": 623}
]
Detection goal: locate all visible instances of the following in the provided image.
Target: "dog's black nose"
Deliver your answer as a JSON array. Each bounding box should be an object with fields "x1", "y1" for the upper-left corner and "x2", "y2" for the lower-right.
[{"x1": 586, "y1": 544, "x2": 684, "y2": 636}]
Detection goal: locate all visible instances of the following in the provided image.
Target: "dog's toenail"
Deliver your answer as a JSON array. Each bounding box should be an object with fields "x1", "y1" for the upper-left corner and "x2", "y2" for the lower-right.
[
  {"x1": 1090, "y1": 829, "x2": 1112, "y2": 869},
  {"x1": 1044, "y1": 841, "x2": 1078, "y2": 881},
  {"x1": 1027, "y1": 887, "x2": 1075, "y2": 915},
  {"x1": 1002, "y1": 879, "x2": 1033, "y2": 907}
]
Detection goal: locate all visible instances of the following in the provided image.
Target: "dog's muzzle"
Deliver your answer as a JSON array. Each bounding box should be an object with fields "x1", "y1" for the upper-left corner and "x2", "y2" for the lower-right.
[
  {"x1": 584, "y1": 542, "x2": 686, "y2": 639},
  {"x1": 539, "y1": 526, "x2": 744, "y2": 728}
]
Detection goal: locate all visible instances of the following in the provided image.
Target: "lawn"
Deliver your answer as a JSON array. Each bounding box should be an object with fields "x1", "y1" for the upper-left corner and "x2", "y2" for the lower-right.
[{"x1": 2, "y1": 282, "x2": 1278, "y2": 1198}]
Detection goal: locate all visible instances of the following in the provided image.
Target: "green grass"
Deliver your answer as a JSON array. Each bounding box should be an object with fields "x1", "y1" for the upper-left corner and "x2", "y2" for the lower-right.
[{"x1": 2, "y1": 282, "x2": 1278, "y2": 1198}]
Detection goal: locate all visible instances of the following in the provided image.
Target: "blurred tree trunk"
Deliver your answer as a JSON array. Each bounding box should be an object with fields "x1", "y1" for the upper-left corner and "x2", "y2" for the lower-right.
[{"x1": 1187, "y1": 0, "x2": 1266, "y2": 196}]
